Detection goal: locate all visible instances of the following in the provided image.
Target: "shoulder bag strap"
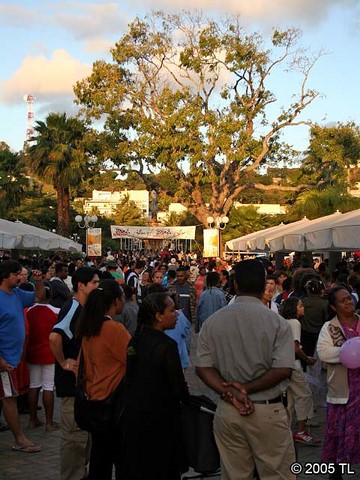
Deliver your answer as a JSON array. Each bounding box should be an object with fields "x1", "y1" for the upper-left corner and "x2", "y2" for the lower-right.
[{"x1": 76, "y1": 347, "x2": 85, "y2": 387}]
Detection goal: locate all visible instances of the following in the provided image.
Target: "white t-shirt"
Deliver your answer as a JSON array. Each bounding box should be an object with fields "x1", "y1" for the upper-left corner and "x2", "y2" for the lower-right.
[{"x1": 288, "y1": 318, "x2": 302, "y2": 371}]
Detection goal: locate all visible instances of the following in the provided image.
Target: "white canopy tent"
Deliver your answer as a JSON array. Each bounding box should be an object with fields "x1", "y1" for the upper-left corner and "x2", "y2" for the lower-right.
[
  {"x1": 267, "y1": 211, "x2": 344, "y2": 252},
  {"x1": 225, "y1": 223, "x2": 286, "y2": 252},
  {"x1": 247, "y1": 218, "x2": 311, "y2": 251},
  {"x1": 225, "y1": 218, "x2": 311, "y2": 252},
  {"x1": 0, "y1": 219, "x2": 82, "y2": 252},
  {"x1": 304, "y1": 209, "x2": 360, "y2": 252}
]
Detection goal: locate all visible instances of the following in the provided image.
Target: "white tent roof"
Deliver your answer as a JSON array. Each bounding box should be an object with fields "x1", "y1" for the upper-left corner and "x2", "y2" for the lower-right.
[
  {"x1": 225, "y1": 223, "x2": 285, "y2": 251},
  {"x1": 0, "y1": 219, "x2": 82, "y2": 252},
  {"x1": 268, "y1": 211, "x2": 344, "y2": 252},
  {"x1": 247, "y1": 218, "x2": 311, "y2": 251},
  {"x1": 225, "y1": 218, "x2": 310, "y2": 252},
  {"x1": 304, "y1": 208, "x2": 360, "y2": 251}
]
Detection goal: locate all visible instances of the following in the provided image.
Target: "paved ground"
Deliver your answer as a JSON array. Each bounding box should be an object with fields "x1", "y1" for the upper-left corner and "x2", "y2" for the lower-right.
[{"x1": 1, "y1": 330, "x2": 359, "y2": 479}]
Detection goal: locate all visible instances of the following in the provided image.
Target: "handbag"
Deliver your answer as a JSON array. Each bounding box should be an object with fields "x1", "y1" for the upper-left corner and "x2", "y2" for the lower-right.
[
  {"x1": 74, "y1": 348, "x2": 124, "y2": 434},
  {"x1": 181, "y1": 395, "x2": 220, "y2": 478}
]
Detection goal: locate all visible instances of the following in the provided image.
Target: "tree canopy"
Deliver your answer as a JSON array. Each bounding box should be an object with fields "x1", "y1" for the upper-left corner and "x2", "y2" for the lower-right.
[
  {"x1": 299, "y1": 122, "x2": 360, "y2": 190},
  {"x1": 0, "y1": 145, "x2": 29, "y2": 217},
  {"x1": 74, "y1": 10, "x2": 321, "y2": 226}
]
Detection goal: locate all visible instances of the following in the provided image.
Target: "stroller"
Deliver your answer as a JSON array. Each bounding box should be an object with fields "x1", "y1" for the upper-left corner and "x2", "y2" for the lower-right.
[{"x1": 181, "y1": 395, "x2": 221, "y2": 479}]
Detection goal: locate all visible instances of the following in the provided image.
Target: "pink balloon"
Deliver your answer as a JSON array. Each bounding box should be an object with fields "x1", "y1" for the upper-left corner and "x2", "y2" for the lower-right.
[{"x1": 339, "y1": 337, "x2": 360, "y2": 369}]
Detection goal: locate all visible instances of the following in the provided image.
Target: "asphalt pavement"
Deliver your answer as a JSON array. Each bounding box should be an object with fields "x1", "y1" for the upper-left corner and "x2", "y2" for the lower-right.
[{"x1": 1, "y1": 330, "x2": 359, "y2": 479}]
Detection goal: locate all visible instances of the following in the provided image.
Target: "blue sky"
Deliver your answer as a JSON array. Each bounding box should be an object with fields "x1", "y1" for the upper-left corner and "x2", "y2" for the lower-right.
[{"x1": 0, "y1": 0, "x2": 359, "y2": 154}]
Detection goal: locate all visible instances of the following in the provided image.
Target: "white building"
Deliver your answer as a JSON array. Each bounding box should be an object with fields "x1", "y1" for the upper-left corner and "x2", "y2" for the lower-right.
[
  {"x1": 79, "y1": 190, "x2": 286, "y2": 221},
  {"x1": 83, "y1": 190, "x2": 149, "y2": 217},
  {"x1": 233, "y1": 203, "x2": 287, "y2": 215}
]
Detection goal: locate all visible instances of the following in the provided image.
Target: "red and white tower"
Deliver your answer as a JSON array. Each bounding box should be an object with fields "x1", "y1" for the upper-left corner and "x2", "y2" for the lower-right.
[{"x1": 23, "y1": 94, "x2": 35, "y2": 142}]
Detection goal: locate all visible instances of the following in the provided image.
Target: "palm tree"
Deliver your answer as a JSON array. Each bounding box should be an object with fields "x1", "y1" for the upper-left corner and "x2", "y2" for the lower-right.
[
  {"x1": 28, "y1": 112, "x2": 89, "y2": 237},
  {"x1": 286, "y1": 188, "x2": 360, "y2": 221}
]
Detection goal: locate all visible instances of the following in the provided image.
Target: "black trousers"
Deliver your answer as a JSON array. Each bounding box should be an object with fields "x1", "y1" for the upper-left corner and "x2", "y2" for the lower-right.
[
  {"x1": 300, "y1": 330, "x2": 319, "y2": 370},
  {"x1": 89, "y1": 429, "x2": 122, "y2": 480}
]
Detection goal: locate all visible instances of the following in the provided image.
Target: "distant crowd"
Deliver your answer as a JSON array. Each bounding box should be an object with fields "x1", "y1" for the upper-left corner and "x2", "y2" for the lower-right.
[{"x1": 1, "y1": 247, "x2": 360, "y2": 480}]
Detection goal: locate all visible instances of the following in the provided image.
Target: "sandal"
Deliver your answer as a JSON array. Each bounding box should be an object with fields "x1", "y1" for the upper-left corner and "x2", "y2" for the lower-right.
[{"x1": 12, "y1": 443, "x2": 42, "y2": 453}]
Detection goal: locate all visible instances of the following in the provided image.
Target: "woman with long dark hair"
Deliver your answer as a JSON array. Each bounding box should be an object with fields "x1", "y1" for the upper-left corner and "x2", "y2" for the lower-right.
[
  {"x1": 279, "y1": 297, "x2": 319, "y2": 446},
  {"x1": 317, "y1": 286, "x2": 360, "y2": 480},
  {"x1": 76, "y1": 280, "x2": 130, "y2": 480},
  {"x1": 122, "y1": 292, "x2": 189, "y2": 480}
]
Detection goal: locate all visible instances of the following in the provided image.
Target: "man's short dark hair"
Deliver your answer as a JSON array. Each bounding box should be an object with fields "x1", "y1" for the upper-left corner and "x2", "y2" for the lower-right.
[
  {"x1": 206, "y1": 271, "x2": 220, "y2": 287},
  {"x1": 71, "y1": 267, "x2": 98, "y2": 292},
  {"x1": 167, "y1": 270, "x2": 176, "y2": 280},
  {"x1": 135, "y1": 260, "x2": 145, "y2": 270},
  {"x1": 0, "y1": 260, "x2": 22, "y2": 284},
  {"x1": 55, "y1": 262, "x2": 68, "y2": 275},
  {"x1": 234, "y1": 260, "x2": 266, "y2": 295},
  {"x1": 176, "y1": 266, "x2": 187, "y2": 273}
]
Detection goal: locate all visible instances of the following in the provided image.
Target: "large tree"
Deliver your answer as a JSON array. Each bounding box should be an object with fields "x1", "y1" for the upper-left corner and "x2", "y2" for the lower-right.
[
  {"x1": 27, "y1": 112, "x2": 91, "y2": 237},
  {"x1": 74, "y1": 11, "x2": 321, "y2": 226},
  {"x1": 299, "y1": 122, "x2": 360, "y2": 190},
  {"x1": 0, "y1": 144, "x2": 29, "y2": 217}
]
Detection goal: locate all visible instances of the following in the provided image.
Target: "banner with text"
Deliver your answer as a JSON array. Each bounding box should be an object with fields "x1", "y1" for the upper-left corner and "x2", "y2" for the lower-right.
[
  {"x1": 111, "y1": 225, "x2": 196, "y2": 240},
  {"x1": 86, "y1": 228, "x2": 102, "y2": 257},
  {"x1": 203, "y1": 229, "x2": 219, "y2": 258}
]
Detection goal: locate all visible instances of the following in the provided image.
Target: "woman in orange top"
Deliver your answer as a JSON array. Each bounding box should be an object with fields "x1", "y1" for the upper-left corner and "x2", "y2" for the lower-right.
[{"x1": 76, "y1": 280, "x2": 130, "y2": 480}]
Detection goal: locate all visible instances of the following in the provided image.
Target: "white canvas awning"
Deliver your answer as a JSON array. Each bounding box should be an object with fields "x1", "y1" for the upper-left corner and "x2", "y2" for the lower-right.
[
  {"x1": 304, "y1": 209, "x2": 360, "y2": 251},
  {"x1": 247, "y1": 218, "x2": 311, "y2": 251},
  {"x1": 225, "y1": 223, "x2": 286, "y2": 251},
  {"x1": 268, "y1": 211, "x2": 344, "y2": 252},
  {"x1": 0, "y1": 219, "x2": 82, "y2": 252},
  {"x1": 225, "y1": 218, "x2": 310, "y2": 252}
]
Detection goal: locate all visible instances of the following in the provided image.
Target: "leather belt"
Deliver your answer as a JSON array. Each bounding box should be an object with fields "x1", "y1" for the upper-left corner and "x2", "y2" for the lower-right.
[{"x1": 251, "y1": 395, "x2": 283, "y2": 405}]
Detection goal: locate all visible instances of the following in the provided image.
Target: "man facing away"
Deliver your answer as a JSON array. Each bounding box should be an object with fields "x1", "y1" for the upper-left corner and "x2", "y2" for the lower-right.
[
  {"x1": 49, "y1": 267, "x2": 99, "y2": 480},
  {"x1": 195, "y1": 259, "x2": 296, "y2": 480},
  {"x1": 168, "y1": 266, "x2": 196, "y2": 354},
  {"x1": 0, "y1": 260, "x2": 45, "y2": 453},
  {"x1": 50, "y1": 262, "x2": 72, "y2": 308}
]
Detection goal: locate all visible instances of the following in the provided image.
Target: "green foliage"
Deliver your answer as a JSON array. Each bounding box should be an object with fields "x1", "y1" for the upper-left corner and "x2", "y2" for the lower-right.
[
  {"x1": 109, "y1": 194, "x2": 147, "y2": 226},
  {"x1": 27, "y1": 112, "x2": 91, "y2": 237},
  {"x1": 222, "y1": 206, "x2": 280, "y2": 243},
  {"x1": 74, "y1": 10, "x2": 321, "y2": 225},
  {"x1": 0, "y1": 148, "x2": 29, "y2": 217},
  {"x1": 299, "y1": 122, "x2": 360, "y2": 190},
  {"x1": 286, "y1": 188, "x2": 360, "y2": 221},
  {"x1": 8, "y1": 194, "x2": 57, "y2": 230}
]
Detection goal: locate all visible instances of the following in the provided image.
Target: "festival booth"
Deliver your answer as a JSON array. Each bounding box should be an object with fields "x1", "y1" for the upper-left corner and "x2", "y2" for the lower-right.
[
  {"x1": 0, "y1": 218, "x2": 82, "y2": 252},
  {"x1": 110, "y1": 225, "x2": 196, "y2": 252}
]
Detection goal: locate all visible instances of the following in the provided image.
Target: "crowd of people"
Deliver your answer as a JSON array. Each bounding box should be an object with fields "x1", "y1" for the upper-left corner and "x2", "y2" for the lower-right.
[{"x1": 0, "y1": 247, "x2": 360, "y2": 479}]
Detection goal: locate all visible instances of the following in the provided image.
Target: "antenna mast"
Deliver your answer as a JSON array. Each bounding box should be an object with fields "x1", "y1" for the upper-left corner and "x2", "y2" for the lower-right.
[{"x1": 23, "y1": 94, "x2": 35, "y2": 142}]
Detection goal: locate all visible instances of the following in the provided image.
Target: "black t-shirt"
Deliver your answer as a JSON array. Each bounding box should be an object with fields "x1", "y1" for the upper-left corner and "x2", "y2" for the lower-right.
[
  {"x1": 49, "y1": 277, "x2": 71, "y2": 308},
  {"x1": 52, "y1": 298, "x2": 82, "y2": 397}
]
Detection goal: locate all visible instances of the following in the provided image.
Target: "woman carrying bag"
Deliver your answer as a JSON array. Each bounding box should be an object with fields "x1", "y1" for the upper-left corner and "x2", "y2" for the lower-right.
[
  {"x1": 76, "y1": 280, "x2": 130, "y2": 480},
  {"x1": 122, "y1": 292, "x2": 189, "y2": 480}
]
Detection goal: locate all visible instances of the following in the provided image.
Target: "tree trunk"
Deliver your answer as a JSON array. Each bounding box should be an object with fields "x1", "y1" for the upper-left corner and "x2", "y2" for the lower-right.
[{"x1": 56, "y1": 187, "x2": 70, "y2": 238}]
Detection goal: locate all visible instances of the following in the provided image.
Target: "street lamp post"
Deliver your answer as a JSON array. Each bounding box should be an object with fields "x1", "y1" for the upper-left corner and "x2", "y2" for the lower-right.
[
  {"x1": 75, "y1": 215, "x2": 98, "y2": 255},
  {"x1": 74, "y1": 215, "x2": 98, "y2": 229},
  {"x1": 206, "y1": 215, "x2": 229, "y2": 259}
]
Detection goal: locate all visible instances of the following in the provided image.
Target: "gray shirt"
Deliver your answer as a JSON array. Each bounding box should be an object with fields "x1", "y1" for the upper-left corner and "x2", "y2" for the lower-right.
[{"x1": 195, "y1": 295, "x2": 295, "y2": 401}]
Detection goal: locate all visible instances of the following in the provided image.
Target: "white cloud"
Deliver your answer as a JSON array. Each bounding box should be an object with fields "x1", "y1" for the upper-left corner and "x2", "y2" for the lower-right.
[
  {"x1": 0, "y1": 3, "x2": 39, "y2": 27},
  {"x1": 0, "y1": 49, "x2": 91, "y2": 105},
  {"x1": 54, "y1": 2, "x2": 129, "y2": 39},
  {"x1": 129, "y1": 0, "x2": 357, "y2": 25},
  {"x1": 83, "y1": 37, "x2": 114, "y2": 54}
]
